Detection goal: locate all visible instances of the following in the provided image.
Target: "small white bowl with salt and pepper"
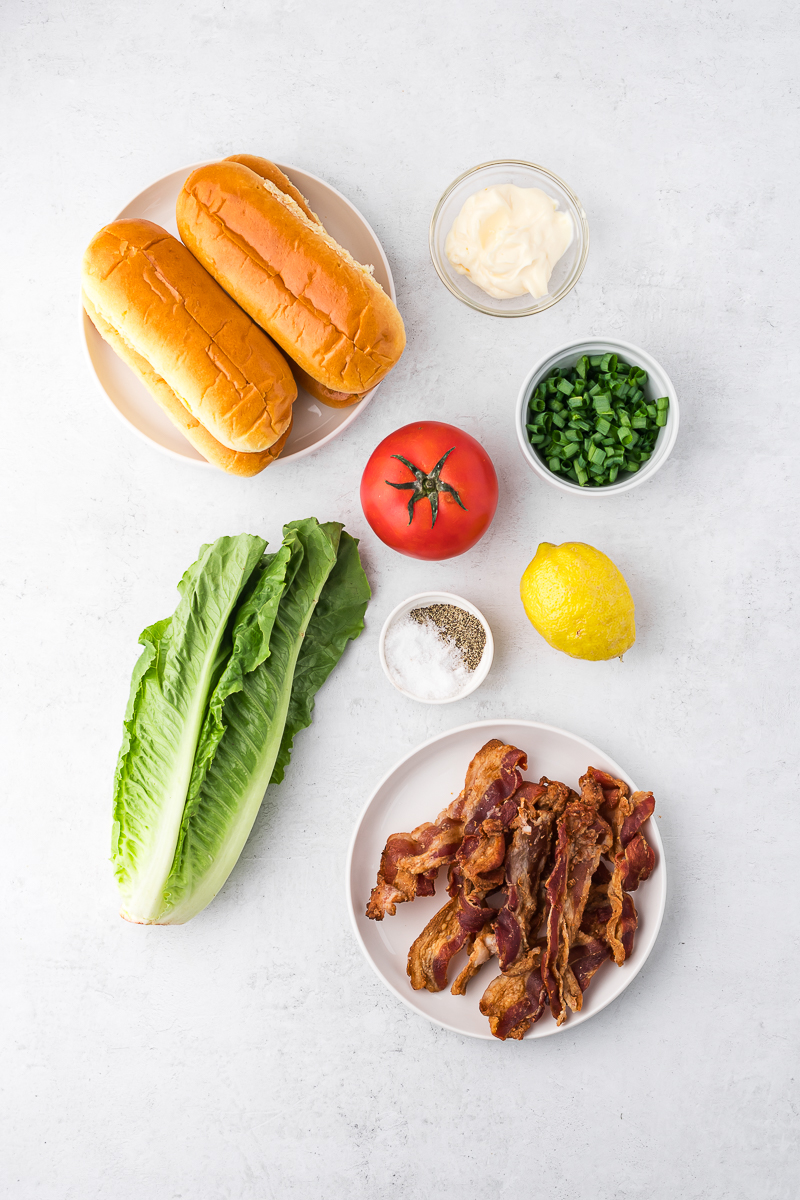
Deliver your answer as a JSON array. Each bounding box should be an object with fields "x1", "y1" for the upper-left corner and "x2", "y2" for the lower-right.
[{"x1": 378, "y1": 591, "x2": 494, "y2": 704}]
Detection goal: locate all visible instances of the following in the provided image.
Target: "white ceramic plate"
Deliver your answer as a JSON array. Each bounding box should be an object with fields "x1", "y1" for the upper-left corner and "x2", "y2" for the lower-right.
[
  {"x1": 346, "y1": 719, "x2": 666, "y2": 1040},
  {"x1": 81, "y1": 161, "x2": 398, "y2": 466}
]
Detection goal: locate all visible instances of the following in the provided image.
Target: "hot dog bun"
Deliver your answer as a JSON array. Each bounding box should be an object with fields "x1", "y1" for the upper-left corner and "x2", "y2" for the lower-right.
[
  {"x1": 290, "y1": 363, "x2": 367, "y2": 409},
  {"x1": 82, "y1": 219, "x2": 296, "y2": 471},
  {"x1": 83, "y1": 294, "x2": 291, "y2": 475},
  {"x1": 176, "y1": 159, "x2": 406, "y2": 395}
]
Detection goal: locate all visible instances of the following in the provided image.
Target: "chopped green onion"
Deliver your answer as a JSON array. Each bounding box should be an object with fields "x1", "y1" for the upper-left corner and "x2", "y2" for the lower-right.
[{"x1": 528, "y1": 354, "x2": 665, "y2": 485}]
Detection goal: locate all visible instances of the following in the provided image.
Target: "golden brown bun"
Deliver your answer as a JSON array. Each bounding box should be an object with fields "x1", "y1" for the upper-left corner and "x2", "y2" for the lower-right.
[
  {"x1": 224, "y1": 155, "x2": 320, "y2": 224},
  {"x1": 82, "y1": 219, "x2": 296, "y2": 456},
  {"x1": 291, "y1": 363, "x2": 366, "y2": 409},
  {"x1": 83, "y1": 294, "x2": 291, "y2": 475},
  {"x1": 177, "y1": 160, "x2": 406, "y2": 394}
]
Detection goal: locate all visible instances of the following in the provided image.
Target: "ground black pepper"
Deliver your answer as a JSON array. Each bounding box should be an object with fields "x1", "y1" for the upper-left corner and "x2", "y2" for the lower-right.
[{"x1": 408, "y1": 603, "x2": 486, "y2": 672}]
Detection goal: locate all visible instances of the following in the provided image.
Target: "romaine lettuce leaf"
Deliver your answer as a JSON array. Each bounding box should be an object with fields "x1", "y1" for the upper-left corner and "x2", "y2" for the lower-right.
[
  {"x1": 270, "y1": 530, "x2": 370, "y2": 786},
  {"x1": 111, "y1": 534, "x2": 267, "y2": 923},
  {"x1": 157, "y1": 518, "x2": 340, "y2": 924}
]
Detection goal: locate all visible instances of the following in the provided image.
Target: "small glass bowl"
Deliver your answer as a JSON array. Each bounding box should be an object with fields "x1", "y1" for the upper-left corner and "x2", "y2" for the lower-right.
[
  {"x1": 378, "y1": 591, "x2": 494, "y2": 705},
  {"x1": 429, "y1": 159, "x2": 589, "y2": 317}
]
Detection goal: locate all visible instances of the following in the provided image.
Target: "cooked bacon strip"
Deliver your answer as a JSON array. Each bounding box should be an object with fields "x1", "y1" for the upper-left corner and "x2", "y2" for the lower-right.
[
  {"x1": 454, "y1": 743, "x2": 528, "y2": 886},
  {"x1": 581, "y1": 886, "x2": 638, "y2": 962},
  {"x1": 407, "y1": 885, "x2": 496, "y2": 992},
  {"x1": 366, "y1": 740, "x2": 527, "y2": 920},
  {"x1": 495, "y1": 783, "x2": 553, "y2": 970},
  {"x1": 365, "y1": 831, "x2": 437, "y2": 920},
  {"x1": 395, "y1": 812, "x2": 465, "y2": 876},
  {"x1": 569, "y1": 938, "x2": 611, "y2": 992},
  {"x1": 456, "y1": 778, "x2": 572, "y2": 1002},
  {"x1": 540, "y1": 779, "x2": 613, "y2": 1024},
  {"x1": 456, "y1": 817, "x2": 506, "y2": 885},
  {"x1": 460, "y1": 740, "x2": 528, "y2": 831},
  {"x1": 479, "y1": 948, "x2": 548, "y2": 1040},
  {"x1": 618, "y1": 792, "x2": 656, "y2": 890},
  {"x1": 588, "y1": 767, "x2": 655, "y2": 889},
  {"x1": 451, "y1": 923, "x2": 497, "y2": 995},
  {"x1": 586, "y1": 768, "x2": 654, "y2": 961}
]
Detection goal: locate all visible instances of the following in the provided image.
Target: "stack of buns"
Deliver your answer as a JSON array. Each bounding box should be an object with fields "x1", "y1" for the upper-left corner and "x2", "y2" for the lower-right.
[{"x1": 82, "y1": 155, "x2": 406, "y2": 476}]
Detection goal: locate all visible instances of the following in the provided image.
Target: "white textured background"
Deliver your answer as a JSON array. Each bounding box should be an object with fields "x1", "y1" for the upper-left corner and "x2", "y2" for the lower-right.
[{"x1": 2, "y1": 1, "x2": 798, "y2": 1196}]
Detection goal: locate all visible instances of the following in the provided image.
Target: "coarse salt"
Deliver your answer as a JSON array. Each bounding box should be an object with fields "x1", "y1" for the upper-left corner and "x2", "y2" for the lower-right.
[{"x1": 383, "y1": 614, "x2": 473, "y2": 700}]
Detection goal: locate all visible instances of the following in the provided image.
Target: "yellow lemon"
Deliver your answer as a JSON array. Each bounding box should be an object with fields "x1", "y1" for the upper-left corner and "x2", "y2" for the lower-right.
[{"x1": 520, "y1": 542, "x2": 635, "y2": 660}]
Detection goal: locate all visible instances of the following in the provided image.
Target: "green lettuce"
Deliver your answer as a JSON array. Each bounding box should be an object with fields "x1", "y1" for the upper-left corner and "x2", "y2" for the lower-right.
[
  {"x1": 271, "y1": 531, "x2": 370, "y2": 786},
  {"x1": 111, "y1": 535, "x2": 267, "y2": 923},
  {"x1": 111, "y1": 518, "x2": 369, "y2": 925}
]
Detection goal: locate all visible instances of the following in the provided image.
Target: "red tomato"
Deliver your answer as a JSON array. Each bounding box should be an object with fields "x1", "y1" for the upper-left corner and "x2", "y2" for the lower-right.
[{"x1": 360, "y1": 421, "x2": 498, "y2": 560}]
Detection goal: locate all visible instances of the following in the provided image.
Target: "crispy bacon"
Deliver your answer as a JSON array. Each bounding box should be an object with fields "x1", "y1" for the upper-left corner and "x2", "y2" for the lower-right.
[
  {"x1": 365, "y1": 831, "x2": 437, "y2": 920},
  {"x1": 586, "y1": 768, "x2": 654, "y2": 961},
  {"x1": 451, "y1": 922, "x2": 497, "y2": 995},
  {"x1": 367, "y1": 748, "x2": 659, "y2": 1038},
  {"x1": 456, "y1": 820, "x2": 507, "y2": 886},
  {"x1": 589, "y1": 767, "x2": 655, "y2": 890},
  {"x1": 451, "y1": 778, "x2": 563, "y2": 995},
  {"x1": 582, "y1": 886, "x2": 638, "y2": 961},
  {"x1": 395, "y1": 812, "x2": 464, "y2": 876},
  {"x1": 407, "y1": 885, "x2": 496, "y2": 992},
  {"x1": 479, "y1": 949, "x2": 548, "y2": 1040},
  {"x1": 366, "y1": 740, "x2": 527, "y2": 921},
  {"x1": 460, "y1": 740, "x2": 528, "y2": 831},
  {"x1": 618, "y1": 792, "x2": 656, "y2": 890},
  {"x1": 569, "y1": 938, "x2": 611, "y2": 992},
  {"x1": 540, "y1": 782, "x2": 612, "y2": 1024},
  {"x1": 495, "y1": 785, "x2": 553, "y2": 971}
]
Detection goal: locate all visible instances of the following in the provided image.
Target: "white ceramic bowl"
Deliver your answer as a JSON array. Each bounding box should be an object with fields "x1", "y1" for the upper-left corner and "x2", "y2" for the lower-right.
[
  {"x1": 378, "y1": 591, "x2": 494, "y2": 705},
  {"x1": 429, "y1": 160, "x2": 589, "y2": 317},
  {"x1": 516, "y1": 337, "x2": 680, "y2": 495}
]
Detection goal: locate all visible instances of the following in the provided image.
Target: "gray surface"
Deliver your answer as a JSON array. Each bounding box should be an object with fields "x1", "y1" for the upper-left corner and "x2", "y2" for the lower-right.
[{"x1": 2, "y1": 1, "x2": 798, "y2": 1197}]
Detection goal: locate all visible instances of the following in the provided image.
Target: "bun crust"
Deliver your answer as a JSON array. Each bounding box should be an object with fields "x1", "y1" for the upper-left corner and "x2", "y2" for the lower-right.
[
  {"x1": 176, "y1": 161, "x2": 406, "y2": 395},
  {"x1": 82, "y1": 219, "x2": 296, "y2": 456},
  {"x1": 83, "y1": 294, "x2": 291, "y2": 475},
  {"x1": 224, "y1": 155, "x2": 320, "y2": 225}
]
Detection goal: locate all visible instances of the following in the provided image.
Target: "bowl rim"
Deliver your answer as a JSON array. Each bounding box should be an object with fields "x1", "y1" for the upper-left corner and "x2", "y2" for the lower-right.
[
  {"x1": 378, "y1": 590, "x2": 494, "y2": 705},
  {"x1": 428, "y1": 158, "x2": 590, "y2": 317},
  {"x1": 515, "y1": 336, "x2": 681, "y2": 495}
]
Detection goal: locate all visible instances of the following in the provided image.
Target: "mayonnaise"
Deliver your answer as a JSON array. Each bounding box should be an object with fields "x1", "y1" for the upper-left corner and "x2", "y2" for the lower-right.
[{"x1": 445, "y1": 184, "x2": 573, "y2": 300}]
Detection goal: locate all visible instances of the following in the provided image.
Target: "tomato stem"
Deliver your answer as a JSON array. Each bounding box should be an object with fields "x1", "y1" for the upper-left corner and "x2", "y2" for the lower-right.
[{"x1": 385, "y1": 448, "x2": 468, "y2": 527}]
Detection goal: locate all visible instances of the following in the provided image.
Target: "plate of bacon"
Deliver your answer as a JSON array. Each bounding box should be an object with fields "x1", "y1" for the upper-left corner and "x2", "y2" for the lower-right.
[{"x1": 347, "y1": 720, "x2": 665, "y2": 1040}]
